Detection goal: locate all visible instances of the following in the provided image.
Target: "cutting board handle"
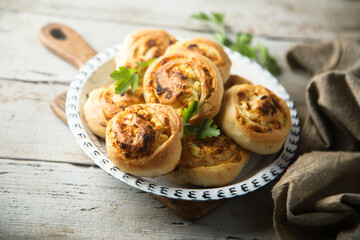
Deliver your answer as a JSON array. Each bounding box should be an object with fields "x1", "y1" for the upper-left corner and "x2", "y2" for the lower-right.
[{"x1": 39, "y1": 23, "x2": 97, "y2": 69}]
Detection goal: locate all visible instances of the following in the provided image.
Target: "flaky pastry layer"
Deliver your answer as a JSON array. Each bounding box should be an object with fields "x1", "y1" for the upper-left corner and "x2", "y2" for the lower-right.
[
  {"x1": 217, "y1": 84, "x2": 291, "y2": 154},
  {"x1": 165, "y1": 38, "x2": 232, "y2": 83},
  {"x1": 84, "y1": 83, "x2": 144, "y2": 139},
  {"x1": 166, "y1": 134, "x2": 250, "y2": 187},
  {"x1": 143, "y1": 52, "x2": 224, "y2": 124},
  {"x1": 116, "y1": 29, "x2": 177, "y2": 69},
  {"x1": 106, "y1": 104, "x2": 183, "y2": 177}
]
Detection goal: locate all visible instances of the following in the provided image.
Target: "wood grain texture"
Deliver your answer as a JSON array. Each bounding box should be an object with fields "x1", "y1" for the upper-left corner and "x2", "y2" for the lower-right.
[
  {"x1": 0, "y1": 159, "x2": 277, "y2": 239},
  {"x1": 0, "y1": 10, "x2": 310, "y2": 113},
  {"x1": 49, "y1": 91, "x2": 67, "y2": 123},
  {"x1": 0, "y1": 79, "x2": 92, "y2": 165},
  {"x1": 0, "y1": 11, "x2": 212, "y2": 83},
  {"x1": 1, "y1": 0, "x2": 359, "y2": 40}
]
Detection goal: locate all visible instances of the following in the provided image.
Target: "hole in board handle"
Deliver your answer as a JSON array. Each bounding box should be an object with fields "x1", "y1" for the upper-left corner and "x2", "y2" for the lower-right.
[{"x1": 50, "y1": 28, "x2": 67, "y2": 40}]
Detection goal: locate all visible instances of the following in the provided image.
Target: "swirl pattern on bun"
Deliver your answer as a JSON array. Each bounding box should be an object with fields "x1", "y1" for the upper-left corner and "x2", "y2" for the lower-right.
[
  {"x1": 106, "y1": 104, "x2": 183, "y2": 177},
  {"x1": 115, "y1": 29, "x2": 177, "y2": 69},
  {"x1": 165, "y1": 38, "x2": 232, "y2": 83},
  {"x1": 84, "y1": 84, "x2": 144, "y2": 139},
  {"x1": 143, "y1": 52, "x2": 224, "y2": 124},
  {"x1": 217, "y1": 84, "x2": 291, "y2": 154},
  {"x1": 166, "y1": 134, "x2": 250, "y2": 187}
]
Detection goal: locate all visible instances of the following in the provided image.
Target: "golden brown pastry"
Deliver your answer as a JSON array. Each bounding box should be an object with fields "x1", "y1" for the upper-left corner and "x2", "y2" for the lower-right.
[
  {"x1": 143, "y1": 52, "x2": 224, "y2": 124},
  {"x1": 165, "y1": 38, "x2": 232, "y2": 83},
  {"x1": 224, "y1": 74, "x2": 252, "y2": 91},
  {"x1": 106, "y1": 104, "x2": 183, "y2": 177},
  {"x1": 217, "y1": 84, "x2": 292, "y2": 154},
  {"x1": 166, "y1": 134, "x2": 250, "y2": 187},
  {"x1": 115, "y1": 29, "x2": 177, "y2": 69},
  {"x1": 84, "y1": 84, "x2": 144, "y2": 139}
]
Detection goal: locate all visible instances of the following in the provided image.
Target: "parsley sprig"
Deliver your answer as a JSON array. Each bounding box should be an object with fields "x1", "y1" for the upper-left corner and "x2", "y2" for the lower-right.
[
  {"x1": 191, "y1": 12, "x2": 281, "y2": 76},
  {"x1": 182, "y1": 101, "x2": 220, "y2": 139},
  {"x1": 110, "y1": 58, "x2": 157, "y2": 94}
]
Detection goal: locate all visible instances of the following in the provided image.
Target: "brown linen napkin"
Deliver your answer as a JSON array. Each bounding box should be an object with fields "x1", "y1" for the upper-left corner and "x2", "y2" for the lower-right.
[
  {"x1": 288, "y1": 35, "x2": 360, "y2": 153},
  {"x1": 273, "y1": 152, "x2": 360, "y2": 240},
  {"x1": 272, "y1": 36, "x2": 360, "y2": 240}
]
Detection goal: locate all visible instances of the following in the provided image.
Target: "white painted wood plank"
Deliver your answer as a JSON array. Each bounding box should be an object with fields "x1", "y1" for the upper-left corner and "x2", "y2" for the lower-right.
[
  {"x1": 1, "y1": 0, "x2": 359, "y2": 40},
  {"x1": 0, "y1": 159, "x2": 277, "y2": 239},
  {"x1": 0, "y1": 10, "x2": 310, "y2": 102},
  {"x1": 0, "y1": 10, "x2": 212, "y2": 83},
  {"x1": 0, "y1": 79, "x2": 92, "y2": 165}
]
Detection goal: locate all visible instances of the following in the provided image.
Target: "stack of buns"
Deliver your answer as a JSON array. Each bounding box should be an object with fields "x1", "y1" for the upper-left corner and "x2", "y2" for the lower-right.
[{"x1": 84, "y1": 29, "x2": 292, "y2": 187}]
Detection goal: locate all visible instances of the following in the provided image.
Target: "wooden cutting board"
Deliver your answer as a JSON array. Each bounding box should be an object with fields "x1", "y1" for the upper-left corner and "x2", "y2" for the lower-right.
[{"x1": 44, "y1": 23, "x2": 224, "y2": 221}]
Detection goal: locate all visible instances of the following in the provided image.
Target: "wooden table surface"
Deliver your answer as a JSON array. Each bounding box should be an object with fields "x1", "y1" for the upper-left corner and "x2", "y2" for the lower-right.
[{"x1": 1, "y1": 1, "x2": 359, "y2": 239}]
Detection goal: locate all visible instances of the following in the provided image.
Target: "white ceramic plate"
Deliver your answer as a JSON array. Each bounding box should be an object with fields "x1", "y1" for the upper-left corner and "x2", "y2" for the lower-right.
[{"x1": 66, "y1": 45, "x2": 300, "y2": 200}]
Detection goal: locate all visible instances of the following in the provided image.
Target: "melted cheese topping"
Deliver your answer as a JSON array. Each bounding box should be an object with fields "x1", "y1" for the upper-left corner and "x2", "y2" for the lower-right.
[
  {"x1": 235, "y1": 84, "x2": 287, "y2": 133},
  {"x1": 144, "y1": 53, "x2": 216, "y2": 117},
  {"x1": 99, "y1": 84, "x2": 144, "y2": 123},
  {"x1": 108, "y1": 105, "x2": 171, "y2": 159},
  {"x1": 181, "y1": 135, "x2": 244, "y2": 168}
]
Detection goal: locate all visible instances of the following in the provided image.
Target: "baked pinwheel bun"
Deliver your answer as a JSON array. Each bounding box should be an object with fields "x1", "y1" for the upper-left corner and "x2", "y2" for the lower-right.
[
  {"x1": 166, "y1": 134, "x2": 250, "y2": 187},
  {"x1": 115, "y1": 29, "x2": 177, "y2": 69},
  {"x1": 106, "y1": 104, "x2": 183, "y2": 177},
  {"x1": 217, "y1": 84, "x2": 292, "y2": 154},
  {"x1": 165, "y1": 38, "x2": 232, "y2": 83},
  {"x1": 84, "y1": 84, "x2": 144, "y2": 139},
  {"x1": 224, "y1": 74, "x2": 252, "y2": 91},
  {"x1": 143, "y1": 52, "x2": 224, "y2": 124}
]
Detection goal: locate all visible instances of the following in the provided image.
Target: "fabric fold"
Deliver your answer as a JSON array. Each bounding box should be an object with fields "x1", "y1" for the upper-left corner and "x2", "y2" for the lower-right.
[
  {"x1": 272, "y1": 35, "x2": 360, "y2": 239},
  {"x1": 272, "y1": 152, "x2": 360, "y2": 240}
]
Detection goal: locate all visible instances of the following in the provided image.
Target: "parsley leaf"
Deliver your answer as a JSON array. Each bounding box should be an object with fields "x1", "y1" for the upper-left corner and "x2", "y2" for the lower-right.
[
  {"x1": 130, "y1": 73, "x2": 139, "y2": 92},
  {"x1": 191, "y1": 12, "x2": 282, "y2": 76},
  {"x1": 211, "y1": 13, "x2": 225, "y2": 27},
  {"x1": 183, "y1": 123, "x2": 200, "y2": 135},
  {"x1": 257, "y1": 43, "x2": 282, "y2": 76},
  {"x1": 136, "y1": 58, "x2": 157, "y2": 68},
  {"x1": 191, "y1": 12, "x2": 211, "y2": 21},
  {"x1": 182, "y1": 101, "x2": 199, "y2": 123},
  {"x1": 237, "y1": 32, "x2": 252, "y2": 46},
  {"x1": 112, "y1": 67, "x2": 135, "y2": 94},
  {"x1": 110, "y1": 66, "x2": 132, "y2": 81},
  {"x1": 182, "y1": 101, "x2": 220, "y2": 139},
  {"x1": 230, "y1": 33, "x2": 257, "y2": 59},
  {"x1": 214, "y1": 32, "x2": 232, "y2": 47},
  {"x1": 197, "y1": 119, "x2": 220, "y2": 139},
  {"x1": 110, "y1": 58, "x2": 157, "y2": 94}
]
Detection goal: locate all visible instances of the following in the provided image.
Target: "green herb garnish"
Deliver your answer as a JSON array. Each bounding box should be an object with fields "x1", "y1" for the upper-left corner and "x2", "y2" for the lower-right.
[
  {"x1": 110, "y1": 58, "x2": 157, "y2": 94},
  {"x1": 182, "y1": 100, "x2": 199, "y2": 123},
  {"x1": 191, "y1": 12, "x2": 211, "y2": 21},
  {"x1": 257, "y1": 43, "x2": 281, "y2": 76},
  {"x1": 191, "y1": 12, "x2": 281, "y2": 76},
  {"x1": 197, "y1": 119, "x2": 220, "y2": 139},
  {"x1": 182, "y1": 101, "x2": 220, "y2": 139}
]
